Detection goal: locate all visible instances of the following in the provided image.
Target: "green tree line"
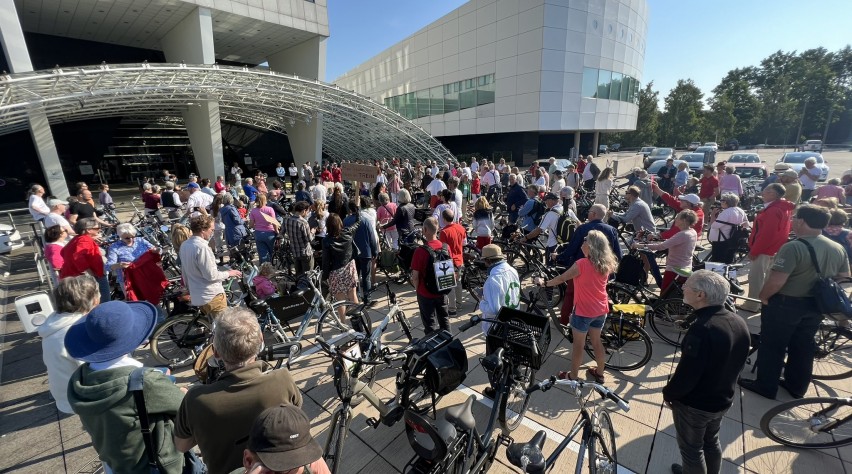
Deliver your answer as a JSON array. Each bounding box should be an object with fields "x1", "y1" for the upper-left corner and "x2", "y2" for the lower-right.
[{"x1": 604, "y1": 46, "x2": 852, "y2": 148}]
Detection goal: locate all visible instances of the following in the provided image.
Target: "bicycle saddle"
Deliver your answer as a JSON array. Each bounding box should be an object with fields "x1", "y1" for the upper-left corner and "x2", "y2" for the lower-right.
[
  {"x1": 248, "y1": 299, "x2": 269, "y2": 315},
  {"x1": 445, "y1": 394, "x2": 476, "y2": 431},
  {"x1": 506, "y1": 430, "x2": 547, "y2": 472}
]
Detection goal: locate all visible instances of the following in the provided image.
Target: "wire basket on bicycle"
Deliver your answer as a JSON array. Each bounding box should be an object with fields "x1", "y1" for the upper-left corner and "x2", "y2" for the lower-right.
[{"x1": 485, "y1": 307, "x2": 551, "y2": 371}]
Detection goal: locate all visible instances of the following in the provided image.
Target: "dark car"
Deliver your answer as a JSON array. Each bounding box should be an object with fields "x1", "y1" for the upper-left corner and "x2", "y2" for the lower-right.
[
  {"x1": 599, "y1": 144, "x2": 609, "y2": 154},
  {"x1": 610, "y1": 143, "x2": 621, "y2": 152},
  {"x1": 723, "y1": 139, "x2": 740, "y2": 151},
  {"x1": 639, "y1": 146, "x2": 656, "y2": 158}
]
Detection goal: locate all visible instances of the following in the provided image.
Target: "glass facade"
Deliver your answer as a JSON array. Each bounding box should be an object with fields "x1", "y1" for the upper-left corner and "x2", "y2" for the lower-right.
[
  {"x1": 383, "y1": 74, "x2": 495, "y2": 119},
  {"x1": 581, "y1": 68, "x2": 640, "y2": 104}
]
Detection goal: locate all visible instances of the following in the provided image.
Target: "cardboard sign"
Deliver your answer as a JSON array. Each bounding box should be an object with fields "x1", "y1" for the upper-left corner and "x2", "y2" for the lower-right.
[
  {"x1": 433, "y1": 260, "x2": 457, "y2": 292},
  {"x1": 341, "y1": 162, "x2": 378, "y2": 182}
]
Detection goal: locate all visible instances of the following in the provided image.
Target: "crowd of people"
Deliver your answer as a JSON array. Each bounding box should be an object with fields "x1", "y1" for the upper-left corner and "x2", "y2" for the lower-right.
[{"x1": 25, "y1": 150, "x2": 852, "y2": 474}]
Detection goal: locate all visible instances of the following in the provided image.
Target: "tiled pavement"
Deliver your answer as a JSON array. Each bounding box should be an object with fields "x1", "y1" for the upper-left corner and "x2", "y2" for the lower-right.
[{"x1": 3, "y1": 241, "x2": 852, "y2": 473}]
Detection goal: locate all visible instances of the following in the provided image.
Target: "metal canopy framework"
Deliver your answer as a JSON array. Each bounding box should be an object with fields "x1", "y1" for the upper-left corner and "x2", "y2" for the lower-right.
[{"x1": 0, "y1": 63, "x2": 454, "y2": 165}]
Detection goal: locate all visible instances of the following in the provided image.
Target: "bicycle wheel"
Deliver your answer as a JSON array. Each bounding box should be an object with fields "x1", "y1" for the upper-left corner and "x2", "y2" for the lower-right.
[
  {"x1": 649, "y1": 298, "x2": 694, "y2": 347},
  {"x1": 149, "y1": 314, "x2": 213, "y2": 367},
  {"x1": 812, "y1": 324, "x2": 852, "y2": 381},
  {"x1": 315, "y1": 301, "x2": 372, "y2": 343},
  {"x1": 586, "y1": 319, "x2": 652, "y2": 371},
  {"x1": 589, "y1": 411, "x2": 618, "y2": 474},
  {"x1": 404, "y1": 381, "x2": 443, "y2": 415},
  {"x1": 499, "y1": 364, "x2": 536, "y2": 432},
  {"x1": 607, "y1": 282, "x2": 640, "y2": 305},
  {"x1": 519, "y1": 271, "x2": 564, "y2": 310},
  {"x1": 504, "y1": 249, "x2": 530, "y2": 275},
  {"x1": 323, "y1": 407, "x2": 351, "y2": 474},
  {"x1": 760, "y1": 397, "x2": 852, "y2": 449},
  {"x1": 396, "y1": 311, "x2": 414, "y2": 343}
]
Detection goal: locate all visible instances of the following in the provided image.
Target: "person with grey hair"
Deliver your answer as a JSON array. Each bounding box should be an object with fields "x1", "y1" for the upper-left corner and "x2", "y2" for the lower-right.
[
  {"x1": 799, "y1": 156, "x2": 821, "y2": 202},
  {"x1": 708, "y1": 193, "x2": 749, "y2": 263},
  {"x1": 609, "y1": 185, "x2": 655, "y2": 233},
  {"x1": 39, "y1": 275, "x2": 100, "y2": 413},
  {"x1": 160, "y1": 180, "x2": 183, "y2": 219},
  {"x1": 663, "y1": 270, "x2": 750, "y2": 474},
  {"x1": 175, "y1": 308, "x2": 302, "y2": 473},
  {"x1": 27, "y1": 183, "x2": 50, "y2": 221},
  {"x1": 105, "y1": 223, "x2": 157, "y2": 297},
  {"x1": 560, "y1": 185, "x2": 577, "y2": 215}
]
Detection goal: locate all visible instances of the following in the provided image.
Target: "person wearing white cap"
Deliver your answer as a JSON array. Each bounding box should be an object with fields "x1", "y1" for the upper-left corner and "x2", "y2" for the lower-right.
[
  {"x1": 651, "y1": 182, "x2": 705, "y2": 240},
  {"x1": 44, "y1": 198, "x2": 75, "y2": 236}
]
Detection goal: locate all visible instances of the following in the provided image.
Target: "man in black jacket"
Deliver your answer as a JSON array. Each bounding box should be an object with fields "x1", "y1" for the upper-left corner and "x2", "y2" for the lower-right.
[{"x1": 663, "y1": 270, "x2": 750, "y2": 474}]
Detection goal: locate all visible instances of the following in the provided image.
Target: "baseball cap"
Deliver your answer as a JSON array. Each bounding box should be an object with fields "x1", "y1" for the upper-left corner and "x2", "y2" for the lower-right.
[
  {"x1": 47, "y1": 199, "x2": 65, "y2": 207},
  {"x1": 185, "y1": 182, "x2": 200, "y2": 189},
  {"x1": 248, "y1": 404, "x2": 323, "y2": 472},
  {"x1": 677, "y1": 194, "x2": 700, "y2": 206},
  {"x1": 543, "y1": 192, "x2": 559, "y2": 201}
]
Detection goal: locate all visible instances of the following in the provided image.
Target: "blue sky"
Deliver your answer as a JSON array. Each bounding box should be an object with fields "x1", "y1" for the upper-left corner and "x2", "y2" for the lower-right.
[{"x1": 325, "y1": 0, "x2": 852, "y2": 106}]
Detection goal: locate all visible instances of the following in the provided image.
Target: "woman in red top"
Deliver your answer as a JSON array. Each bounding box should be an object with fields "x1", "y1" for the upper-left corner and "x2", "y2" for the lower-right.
[
  {"x1": 214, "y1": 175, "x2": 227, "y2": 194},
  {"x1": 471, "y1": 172, "x2": 481, "y2": 201},
  {"x1": 321, "y1": 166, "x2": 333, "y2": 183},
  {"x1": 331, "y1": 165, "x2": 342, "y2": 183},
  {"x1": 60, "y1": 217, "x2": 110, "y2": 302},
  {"x1": 538, "y1": 230, "x2": 618, "y2": 382}
]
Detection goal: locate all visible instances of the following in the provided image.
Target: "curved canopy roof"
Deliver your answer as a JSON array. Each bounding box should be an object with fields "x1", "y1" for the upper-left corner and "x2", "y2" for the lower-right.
[{"x1": 0, "y1": 63, "x2": 454, "y2": 165}]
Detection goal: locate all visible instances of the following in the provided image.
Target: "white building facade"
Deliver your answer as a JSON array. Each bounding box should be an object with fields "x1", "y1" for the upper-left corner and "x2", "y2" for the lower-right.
[{"x1": 335, "y1": 0, "x2": 648, "y2": 164}]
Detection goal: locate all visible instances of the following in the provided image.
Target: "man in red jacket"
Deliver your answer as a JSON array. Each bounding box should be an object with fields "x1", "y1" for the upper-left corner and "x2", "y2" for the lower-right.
[
  {"x1": 439, "y1": 209, "x2": 466, "y2": 316},
  {"x1": 698, "y1": 165, "x2": 719, "y2": 214},
  {"x1": 743, "y1": 183, "x2": 794, "y2": 312},
  {"x1": 651, "y1": 184, "x2": 705, "y2": 239}
]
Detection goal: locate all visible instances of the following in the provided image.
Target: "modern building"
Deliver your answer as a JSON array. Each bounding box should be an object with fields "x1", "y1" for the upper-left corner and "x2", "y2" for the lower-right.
[
  {"x1": 334, "y1": 0, "x2": 649, "y2": 165},
  {"x1": 0, "y1": 0, "x2": 329, "y2": 202}
]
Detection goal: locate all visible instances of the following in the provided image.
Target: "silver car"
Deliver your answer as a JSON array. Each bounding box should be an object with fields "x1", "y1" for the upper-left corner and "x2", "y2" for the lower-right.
[{"x1": 777, "y1": 152, "x2": 829, "y2": 182}]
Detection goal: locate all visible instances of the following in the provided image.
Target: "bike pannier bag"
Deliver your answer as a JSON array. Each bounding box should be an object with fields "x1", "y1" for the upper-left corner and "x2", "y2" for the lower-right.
[{"x1": 424, "y1": 338, "x2": 469, "y2": 395}]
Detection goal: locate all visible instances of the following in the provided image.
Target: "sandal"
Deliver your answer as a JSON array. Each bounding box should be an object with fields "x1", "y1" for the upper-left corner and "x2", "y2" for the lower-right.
[
  {"x1": 557, "y1": 371, "x2": 576, "y2": 381},
  {"x1": 586, "y1": 367, "x2": 606, "y2": 384}
]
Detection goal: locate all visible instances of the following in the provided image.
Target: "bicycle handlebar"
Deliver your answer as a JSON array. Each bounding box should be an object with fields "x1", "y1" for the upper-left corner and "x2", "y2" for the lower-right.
[
  {"x1": 314, "y1": 336, "x2": 403, "y2": 365},
  {"x1": 527, "y1": 375, "x2": 630, "y2": 412}
]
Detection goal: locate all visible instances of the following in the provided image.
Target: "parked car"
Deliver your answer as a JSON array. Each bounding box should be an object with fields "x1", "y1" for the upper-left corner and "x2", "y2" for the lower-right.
[
  {"x1": 704, "y1": 142, "x2": 719, "y2": 151},
  {"x1": 694, "y1": 146, "x2": 717, "y2": 164},
  {"x1": 729, "y1": 163, "x2": 768, "y2": 181},
  {"x1": 723, "y1": 139, "x2": 740, "y2": 151},
  {"x1": 610, "y1": 143, "x2": 621, "y2": 152},
  {"x1": 776, "y1": 152, "x2": 830, "y2": 181},
  {"x1": 728, "y1": 153, "x2": 761, "y2": 163},
  {"x1": 643, "y1": 147, "x2": 676, "y2": 168},
  {"x1": 599, "y1": 144, "x2": 609, "y2": 154},
  {"x1": 802, "y1": 140, "x2": 823, "y2": 153},
  {"x1": 535, "y1": 158, "x2": 572, "y2": 173},
  {"x1": 647, "y1": 159, "x2": 687, "y2": 176},
  {"x1": 687, "y1": 141, "x2": 701, "y2": 151},
  {"x1": 639, "y1": 146, "x2": 656, "y2": 158},
  {"x1": 679, "y1": 153, "x2": 712, "y2": 175}
]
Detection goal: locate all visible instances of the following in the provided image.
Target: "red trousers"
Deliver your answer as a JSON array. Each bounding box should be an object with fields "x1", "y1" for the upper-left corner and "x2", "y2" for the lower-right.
[{"x1": 476, "y1": 236, "x2": 492, "y2": 249}]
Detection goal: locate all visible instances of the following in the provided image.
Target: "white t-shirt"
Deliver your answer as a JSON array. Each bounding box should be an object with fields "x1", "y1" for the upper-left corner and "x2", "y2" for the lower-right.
[
  {"x1": 462, "y1": 166, "x2": 472, "y2": 180},
  {"x1": 44, "y1": 212, "x2": 71, "y2": 232},
  {"x1": 427, "y1": 178, "x2": 447, "y2": 196},
  {"x1": 538, "y1": 204, "x2": 563, "y2": 248},
  {"x1": 288, "y1": 166, "x2": 298, "y2": 177},
  {"x1": 534, "y1": 176, "x2": 546, "y2": 187},
  {"x1": 311, "y1": 184, "x2": 327, "y2": 203},
  {"x1": 582, "y1": 163, "x2": 594, "y2": 181},
  {"x1": 551, "y1": 179, "x2": 565, "y2": 195},
  {"x1": 470, "y1": 161, "x2": 480, "y2": 173},
  {"x1": 433, "y1": 201, "x2": 461, "y2": 228},
  {"x1": 376, "y1": 173, "x2": 388, "y2": 185},
  {"x1": 186, "y1": 190, "x2": 214, "y2": 217},
  {"x1": 799, "y1": 167, "x2": 818, "y2": 190},
  {"x1": 29, "y1": 194, "x2": 50, "y2": 220}
]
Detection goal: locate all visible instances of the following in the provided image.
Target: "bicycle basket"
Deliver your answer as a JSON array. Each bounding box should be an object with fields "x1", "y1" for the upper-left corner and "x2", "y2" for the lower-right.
[{"x1": 485, "y1": 307, "x2": 551, "y2": 370}]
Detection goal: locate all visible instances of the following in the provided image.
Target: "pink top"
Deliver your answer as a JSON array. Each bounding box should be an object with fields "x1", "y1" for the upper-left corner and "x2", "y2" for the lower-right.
[
  {"x1": 815, "y1": 185, "x2": 845, "y2": 201},
  {"x1": 647, "y1": 229, "x2": 698, "y2": 272},
  {"x1": 249, "y1": 206, "x2": 277, "y2": 232},
  {"x1": 388, "y1": 176, "x2": 401, "y2": 194},
  {"x1": 253, "y1": 275, "x2": 278, "y2": 299},
  {"x1": 44, "y1": 243, "x2": 64, "y2": 271},
  {"x1": 377, "y1": 202, "x2": 398, "y2": 231},
  {"x1": 718, "y1": 174, "x2": 743, "y2": 196},
  {"x1": 256, "y1": 178, "x2": 268, "y2": 194},
  {"x1": 573, "y1": 258, "x2": 610, "y2": 318}
]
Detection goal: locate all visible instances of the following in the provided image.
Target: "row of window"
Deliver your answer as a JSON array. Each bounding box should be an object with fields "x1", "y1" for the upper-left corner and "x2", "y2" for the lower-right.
[
  {"x1": 581, "y1": 68, "x2": 640, "y2": 104},
  {"x1": 383, "y1": 74, "x2": 496, "y2": 120}
]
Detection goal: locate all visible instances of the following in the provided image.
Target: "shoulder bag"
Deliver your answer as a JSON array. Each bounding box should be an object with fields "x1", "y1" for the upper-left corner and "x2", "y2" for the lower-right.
[
  {"x1": 797, "y1": 239, "x2": 852, "y2": 321},
  {"x1": 129, "y1": 368, "x2": 206, "y2": 473}
]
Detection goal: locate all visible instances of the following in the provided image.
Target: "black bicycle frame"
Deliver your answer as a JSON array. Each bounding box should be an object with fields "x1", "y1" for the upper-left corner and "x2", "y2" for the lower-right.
[{"x1": 544, "y1": 409, "x2": 593, "y2": 473}]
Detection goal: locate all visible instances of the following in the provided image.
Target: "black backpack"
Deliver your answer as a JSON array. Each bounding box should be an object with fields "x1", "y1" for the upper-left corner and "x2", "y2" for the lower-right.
[
  {"x1": 530, "y1": 198, "x2": 546, "y2": 226},
  {"x1": 422, "y1": 243, "x2": 455, "y2": 295},
  {"x1": 555, "y1": 212, "x2": 579, "y2": 245},
  {"x1": 714, "y1": 219, "x2": 749, "y2": 247},
  {"x1": 615, "y1": 252, "x2": 647, "y2": 287}
]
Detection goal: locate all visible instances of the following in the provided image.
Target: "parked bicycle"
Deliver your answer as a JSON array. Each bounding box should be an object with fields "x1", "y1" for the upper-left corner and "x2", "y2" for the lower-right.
[
  {"x1": 505, "y1": 374, "x2": 630, "y2": 473},
  {"x1": 761, "y1": 395, "x2": 852, "y2": 449}
]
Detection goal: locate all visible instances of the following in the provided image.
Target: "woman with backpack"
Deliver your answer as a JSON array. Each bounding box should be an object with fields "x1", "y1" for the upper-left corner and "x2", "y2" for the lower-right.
[
  {"x1": 536, "y1": 230, "x2": 618, "y2": 383},
  {"x1": 708, "y1": 193, "x2": 749, "y2": 264}
]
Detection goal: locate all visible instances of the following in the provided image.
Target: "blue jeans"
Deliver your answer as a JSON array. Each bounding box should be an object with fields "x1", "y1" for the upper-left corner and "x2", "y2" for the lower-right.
[
  {"x1": 355, "y1": 257, "x2": 373, "y2": 302},
  {"x1": 254, "y1": 230, "x2": 276, "y2": 263},
  {"x1": 570, "y1": 314, "x2": 606, "y2": 332},
  {"x1": 671, "y1": 401, "x2": 726, "y2": 474},
  {"x1": 96, "y1": 274, "x2": 111, "y2": 303}
]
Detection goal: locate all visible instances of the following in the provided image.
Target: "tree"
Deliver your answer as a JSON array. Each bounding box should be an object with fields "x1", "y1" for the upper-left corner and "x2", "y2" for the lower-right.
[
  {"x1": 660, "y1": 79, "x2": 704, "y2": 147},
  {"x1": 711, "y1": 73, "x2": 761, "y2": 142},
  {"x1": 705, "y1": 95, "x2": 736, "y2": 143}
]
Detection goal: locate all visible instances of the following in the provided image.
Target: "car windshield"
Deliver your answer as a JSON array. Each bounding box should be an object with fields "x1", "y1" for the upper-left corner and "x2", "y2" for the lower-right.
[
  {"x1": 682, "y1": 154, "x2": 705, "y2": 163},
  {"x1": 783, "y1": 153, "x2": 823, "y2": 164},
  {"x1": 729, "y1": 154, "x2": 758, "y2": 163},
  {"x1": 648, "y1": 160, "x2": 684, "y2": 173},
  {"x1": 651, "y1": 148, "x2": 673, "y2": 156},
  {"x1": 733, "y1": 167, "x2": 766, "y2": 179}
]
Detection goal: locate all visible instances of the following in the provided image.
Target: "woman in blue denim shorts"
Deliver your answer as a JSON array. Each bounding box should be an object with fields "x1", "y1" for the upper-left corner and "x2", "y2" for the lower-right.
[{"x1": 537, "y1": 230, "x2": 618, "y2": 383}]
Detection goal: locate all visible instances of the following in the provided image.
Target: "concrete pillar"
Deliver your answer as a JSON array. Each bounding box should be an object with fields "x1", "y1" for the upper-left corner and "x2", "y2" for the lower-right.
[
  {"x1": 593, "y1": 131, "x2": 600, "y2": 157},
  {"x1": 160, "y1": 7, "x2": 224, "y2": 179},
  {"x1": 0, "y1": 0, "x2": 70, "y2": 198},
  {"x1": 267, "y1": 37, "x2": 327, "y2": 167},
  {"x1": 573, "y1": 132, "x2": 581, "y2": 160}
]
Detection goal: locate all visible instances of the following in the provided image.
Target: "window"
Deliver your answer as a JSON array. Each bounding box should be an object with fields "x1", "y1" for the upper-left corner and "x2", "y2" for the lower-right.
[
  {"x1": 476, "y1": 74, "x2": 495, "y2": 106},
  {"x1": 429, "y1": 86, "x2": 444, "y2": 116},
  {"x1": 443, "y1": 82, "x2": 460, "y2": 113},
  {"x1": 625, "y1": 77, "x2": 634, "y2": 103},
  {"x1": 459, "y1": 78, "x2": 477, "y2": 109},
  {"x1": 382, "y1": 74, "x2": 496, "y2": 119},
  {"x1": 415, "y1": 89, "x2": 431, "y2": 118},
  {"x1": 582, "y1": 68, "x2": 598, "y2": 98},
  {"x1": 597, "y1": 70, "x2": 612, "y2": 100},
  {"x1": 619, "y1": 74, "x2": 629, "y2": 102},
  {"x1": 610, "y1": 73, "x2": 623, "y2": 102}
]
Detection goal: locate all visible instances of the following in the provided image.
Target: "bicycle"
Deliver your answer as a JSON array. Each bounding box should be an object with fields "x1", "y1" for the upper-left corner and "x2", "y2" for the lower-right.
[
  {"x1": 505, "y1": 375, "x2": 630, "y2": 473},
  {"x1": 760, "y1": 396, "x2": 852, "y2": 449},
  {"x1": 316, "y1": 321, "x2": 476, "y2": 474},
  {"x1": 402, "y1": 310, "x2": 550, "y2": 473}
]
